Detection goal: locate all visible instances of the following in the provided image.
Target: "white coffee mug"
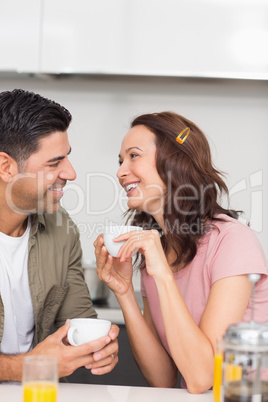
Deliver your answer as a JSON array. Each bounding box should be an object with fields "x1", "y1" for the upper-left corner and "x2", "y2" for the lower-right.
[
  {"x1": 67, "y1": 318, "x2": 111, "y2": 347},
  {"x1": 103, "y1": 225, "x2": 143, "y2": 257}
]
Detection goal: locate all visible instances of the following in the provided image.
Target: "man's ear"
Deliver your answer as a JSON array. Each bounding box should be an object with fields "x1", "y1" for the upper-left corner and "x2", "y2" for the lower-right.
[{"x1": 0, "y1": 152, "x2": 19, "y2": 183}]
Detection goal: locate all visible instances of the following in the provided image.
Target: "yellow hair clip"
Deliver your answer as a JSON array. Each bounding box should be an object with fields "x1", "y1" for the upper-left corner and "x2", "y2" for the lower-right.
[{"x1": 176, "y1": 127, "x2": 190, "y2": 144}]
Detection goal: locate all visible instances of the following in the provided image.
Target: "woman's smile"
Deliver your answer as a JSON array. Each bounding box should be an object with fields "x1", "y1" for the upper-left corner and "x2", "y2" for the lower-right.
[
  {"x1": 117, "y1": 125, "x2": 166, "y2": 216},
  {"x1": 124, "y1": 181, "x2": 140, "y2": 196}
]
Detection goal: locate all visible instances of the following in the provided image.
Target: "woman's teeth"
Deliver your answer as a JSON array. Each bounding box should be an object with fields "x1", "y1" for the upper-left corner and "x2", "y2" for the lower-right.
[{"x1": 125, "y1": 183, "x2": 139, "y2": 192}]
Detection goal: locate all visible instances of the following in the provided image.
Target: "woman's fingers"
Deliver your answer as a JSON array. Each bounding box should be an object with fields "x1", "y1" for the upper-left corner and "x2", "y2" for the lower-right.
[{"x1": 116, "y1": 230, "x2": 155, "y2": 260}]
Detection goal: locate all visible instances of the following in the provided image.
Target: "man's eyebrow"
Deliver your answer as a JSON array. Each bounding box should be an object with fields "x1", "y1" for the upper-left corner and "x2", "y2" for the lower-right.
[
  {"x1": 47, "y1": 147, "x2": 72, "y2": 163},
  {"x1": 118, "y1": 146, "x2": 143, "y2": 158}
]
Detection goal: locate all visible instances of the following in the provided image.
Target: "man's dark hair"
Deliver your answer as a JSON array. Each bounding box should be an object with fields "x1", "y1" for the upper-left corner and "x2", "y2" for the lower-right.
[{"x1": 0, "y1": 89, "x2": 72, "y2": 166}]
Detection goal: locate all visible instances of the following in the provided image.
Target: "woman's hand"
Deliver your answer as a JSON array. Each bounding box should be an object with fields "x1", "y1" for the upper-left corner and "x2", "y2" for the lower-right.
[
  {"x1": 94, "y1": 234, "x2": 134, "y2": 297},
  {"x1": 115, "y1": 229, "x2": 171, "y2": 280}
]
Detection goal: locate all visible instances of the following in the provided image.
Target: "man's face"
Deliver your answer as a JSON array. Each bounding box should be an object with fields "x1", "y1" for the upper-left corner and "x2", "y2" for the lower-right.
[{"x1": 6, "y1": 131, "x2": 76, "y2": 214}]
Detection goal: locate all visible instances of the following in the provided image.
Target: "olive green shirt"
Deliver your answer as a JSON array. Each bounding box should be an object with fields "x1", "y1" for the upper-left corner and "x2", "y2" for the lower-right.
[{"x1": 0, "y1": 207, "x2": 97, "y2": 348}]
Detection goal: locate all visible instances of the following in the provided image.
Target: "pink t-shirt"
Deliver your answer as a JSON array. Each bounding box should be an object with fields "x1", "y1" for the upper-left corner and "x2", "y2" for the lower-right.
[{"x1": 141, "y1": 214, "x2": 268, "y2": 357}]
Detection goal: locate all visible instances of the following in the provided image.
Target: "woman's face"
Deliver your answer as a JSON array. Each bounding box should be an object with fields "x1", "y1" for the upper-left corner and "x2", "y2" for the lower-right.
[{"x1": 117, "y1": 125, "x2": 166, "y2": 216}]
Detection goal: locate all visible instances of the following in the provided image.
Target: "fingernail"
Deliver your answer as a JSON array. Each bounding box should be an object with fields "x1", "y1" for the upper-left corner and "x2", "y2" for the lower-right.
[
  {"x1": 85, "y1": 364, "x2": 92, "y2": 369},
  {"x1": 94, "y1": 353, "x2": 101, "y2": 361}
]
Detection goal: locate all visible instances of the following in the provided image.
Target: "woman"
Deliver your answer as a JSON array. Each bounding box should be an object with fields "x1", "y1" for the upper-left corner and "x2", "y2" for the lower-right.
[{"x1": 94, "y1": 112, "x2": 268, "y2": 393}]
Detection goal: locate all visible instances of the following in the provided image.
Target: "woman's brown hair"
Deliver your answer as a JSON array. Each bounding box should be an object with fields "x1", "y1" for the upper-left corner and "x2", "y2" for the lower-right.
[{"x1": 125, "y1": 111, "x2": 240, "y2": 269}]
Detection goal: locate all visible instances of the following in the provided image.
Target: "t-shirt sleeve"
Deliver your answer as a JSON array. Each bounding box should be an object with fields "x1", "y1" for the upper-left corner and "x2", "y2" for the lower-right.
[{"x1": 209, "y1": 222, "x2": 268, "y2": 284}]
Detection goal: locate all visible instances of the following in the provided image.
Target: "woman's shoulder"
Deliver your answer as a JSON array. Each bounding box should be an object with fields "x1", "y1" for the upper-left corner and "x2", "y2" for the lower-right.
[
  {"x1": 202, "y1": 213, "x2": 266, "y2": 260},
  {"x1": 201, "y1": 214, "x2": 268, "y2": 282},
  {"x1": 210, "y1": 213, "x2": 254, "y2": 237}
]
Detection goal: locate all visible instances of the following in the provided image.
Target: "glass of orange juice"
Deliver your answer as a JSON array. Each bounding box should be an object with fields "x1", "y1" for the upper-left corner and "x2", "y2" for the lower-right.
[
  {"x1": 22, "y1": 356, "x2": 58, "y2": 402},
  {"x1": 213, "y1": 339, "x2": 223, "y2": 402}
]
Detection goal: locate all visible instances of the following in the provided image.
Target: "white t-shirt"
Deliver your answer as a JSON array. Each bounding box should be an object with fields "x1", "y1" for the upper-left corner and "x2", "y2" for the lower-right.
[{"x1": 0, "y1": 220, "x2": 35, "y2": 354}]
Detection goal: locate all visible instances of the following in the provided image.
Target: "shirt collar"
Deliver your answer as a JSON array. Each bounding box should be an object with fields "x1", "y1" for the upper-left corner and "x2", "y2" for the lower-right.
[{"x1": 30, "y1": 213, "x2": 46, "y2": 235}]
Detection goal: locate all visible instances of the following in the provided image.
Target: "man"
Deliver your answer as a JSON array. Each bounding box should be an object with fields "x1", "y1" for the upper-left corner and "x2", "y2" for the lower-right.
[{"x1": 0, "y1": 89, "x2": 119, "y2": 381}]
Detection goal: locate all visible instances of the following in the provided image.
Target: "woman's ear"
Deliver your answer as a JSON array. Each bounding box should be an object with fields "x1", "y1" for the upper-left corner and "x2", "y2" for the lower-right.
[{"x1": 0, "y1": 152, "x2": 19, "y2": 183}]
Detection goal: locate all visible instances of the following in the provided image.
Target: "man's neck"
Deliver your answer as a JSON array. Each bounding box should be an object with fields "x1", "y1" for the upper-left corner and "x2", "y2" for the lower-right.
[
  {"x1": 0, "y1": 212, "x2": 29, "y2": 237},
  {"x1": 0, "y1": 183, "x2": 30, "y2": 236}
]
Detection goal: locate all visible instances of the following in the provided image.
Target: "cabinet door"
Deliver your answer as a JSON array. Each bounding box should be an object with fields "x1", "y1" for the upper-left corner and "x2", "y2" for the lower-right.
[
  {"x1": 41, "y1": 0, "x2": 126, "y2": 73},
  {"x1": 114, "y1": 0, "x2": 268, "y2": 79},
  {"x1": 0, "y1": 0, "x2": 41, "y2": 73},
  {"x1": 41, "y1": 0, "x2": 268, "y2": 78}
]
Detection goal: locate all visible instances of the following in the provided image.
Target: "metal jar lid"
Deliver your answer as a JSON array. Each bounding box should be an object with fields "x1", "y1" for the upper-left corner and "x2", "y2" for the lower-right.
[{"x1": 223, "y1": 322, "x2": 268, "y2": 351}]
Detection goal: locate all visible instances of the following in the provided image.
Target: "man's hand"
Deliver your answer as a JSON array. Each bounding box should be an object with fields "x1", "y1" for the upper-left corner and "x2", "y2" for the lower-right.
[
  {"x1": 0, "y1": 321, "x2": 119, "y2": 382},
  {"x1": 86, "y1": 324, "x2": 119, "y2": 375},
  {"x1": 31, "y1": 321, "x2": 119, "y2": 378}
]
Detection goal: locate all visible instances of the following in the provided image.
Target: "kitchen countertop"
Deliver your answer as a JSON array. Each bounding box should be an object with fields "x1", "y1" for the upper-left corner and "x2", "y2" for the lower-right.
[
  {"x1": 94, "y1": 291, "x2": 143, "y2": 325},
  {"x1": 0, "y1": 382, "x2": 213, "y2": 402}
]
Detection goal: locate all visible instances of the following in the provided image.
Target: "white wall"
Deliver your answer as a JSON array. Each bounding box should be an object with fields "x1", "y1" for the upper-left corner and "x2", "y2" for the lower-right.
[{"x1": 0, "y1": 75, "x2": 267, "y2": 270}]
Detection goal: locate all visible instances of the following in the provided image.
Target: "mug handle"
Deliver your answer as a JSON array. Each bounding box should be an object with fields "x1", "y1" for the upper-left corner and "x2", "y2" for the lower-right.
[{"x1": 67, "y1": 327, "x2": 78, "y2": 346}]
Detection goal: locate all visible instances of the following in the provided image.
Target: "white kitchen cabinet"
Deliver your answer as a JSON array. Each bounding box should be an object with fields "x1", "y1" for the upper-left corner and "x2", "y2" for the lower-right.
[
  {"x1": 41, "y1": 0, "x2": 126, "y2": 74},
  {"x1": 1, "y1": 0, "x2": 266, "y2": 78},
  {"x1": 0, "y1": 0, "x2": 41, "y2": 73},
  {"x1": 41, "y1": 0, "x2": 268, "y2": 79}
]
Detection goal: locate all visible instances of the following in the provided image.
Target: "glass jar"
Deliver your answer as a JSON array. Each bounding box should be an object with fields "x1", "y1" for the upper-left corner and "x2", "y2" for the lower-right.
[{"x1": 222, "y1": 322, "x2": 268, "y2": 402}]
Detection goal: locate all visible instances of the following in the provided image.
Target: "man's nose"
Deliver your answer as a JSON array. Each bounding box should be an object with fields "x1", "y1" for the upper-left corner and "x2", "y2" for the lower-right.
[{"x1": 59, "y1": 159, "x2": 76, "y2": 181}]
